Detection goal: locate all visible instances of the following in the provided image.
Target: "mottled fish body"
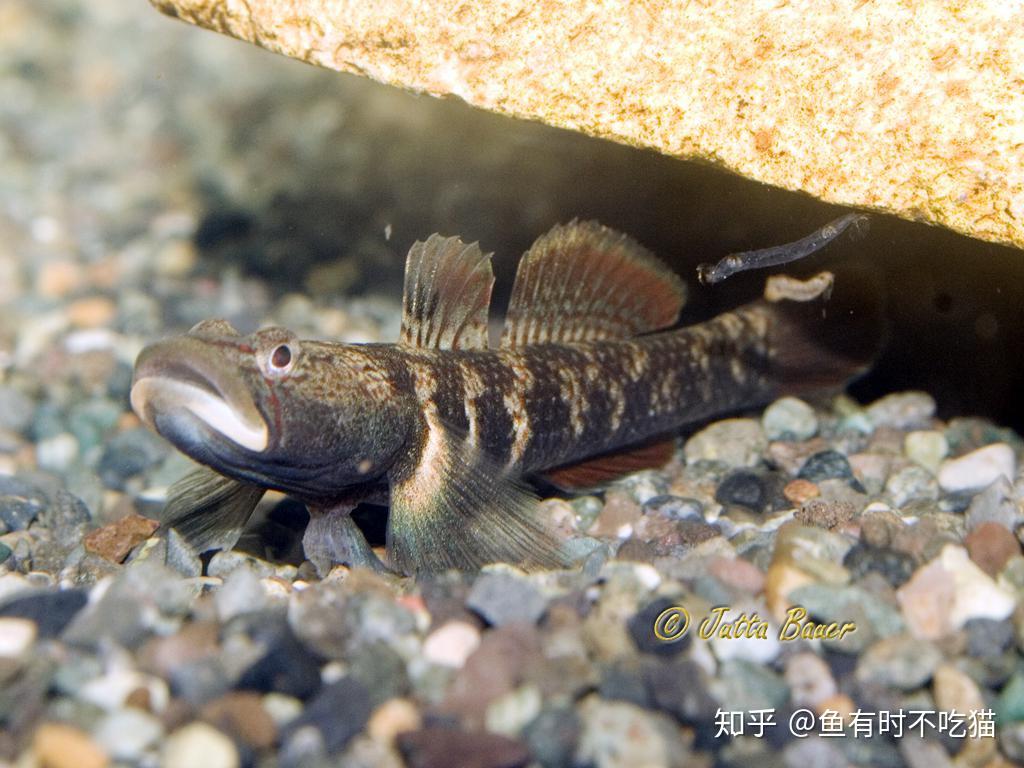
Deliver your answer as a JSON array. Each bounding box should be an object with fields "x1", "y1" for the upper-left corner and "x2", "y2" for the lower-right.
[{"x1": 130, "y1": 221, "x2": 877, "y2": 574}]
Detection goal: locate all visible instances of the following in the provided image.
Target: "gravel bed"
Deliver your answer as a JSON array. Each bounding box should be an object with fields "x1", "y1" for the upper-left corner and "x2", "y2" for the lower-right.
[{"x1": 5, "y1": 2, "x2": 1024, "y2": 768}]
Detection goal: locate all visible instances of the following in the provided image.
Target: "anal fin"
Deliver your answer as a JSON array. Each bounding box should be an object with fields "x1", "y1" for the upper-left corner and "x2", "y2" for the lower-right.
[
  {"x1": 543, "y1": 439, "x2": 676, "y2": 491},
  {"x1": 159, "y1": 467, "x2": 266, "y2": 554},
  {"x1": 387, "y1": 415, "x2": 569, "y2": 575}
]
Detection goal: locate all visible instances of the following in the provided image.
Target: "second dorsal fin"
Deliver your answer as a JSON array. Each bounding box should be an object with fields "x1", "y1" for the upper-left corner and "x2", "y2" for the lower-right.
[
  {"x1": 400, "y1": 234, "x2": 495, "y2": 350},
  {"x1": 501, "y1": 220, "x2": 687, "y2": 348}
]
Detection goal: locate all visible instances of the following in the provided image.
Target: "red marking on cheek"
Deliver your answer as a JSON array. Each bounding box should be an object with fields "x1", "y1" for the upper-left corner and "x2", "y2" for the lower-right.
[{"x1": 264, "y1": 377, "x2": 284, "y2": 442}]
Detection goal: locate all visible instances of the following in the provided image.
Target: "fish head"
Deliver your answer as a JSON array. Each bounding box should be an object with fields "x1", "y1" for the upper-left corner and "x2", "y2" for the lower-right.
[{"x1": 130, "y1": 319, "x2": 411, "y2": 496}]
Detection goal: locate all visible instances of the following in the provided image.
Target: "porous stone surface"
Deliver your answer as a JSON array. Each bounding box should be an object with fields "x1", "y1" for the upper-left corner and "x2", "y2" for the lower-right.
[{"x1": 150, "y1": 0, "x2": 1024, "y2": 249}]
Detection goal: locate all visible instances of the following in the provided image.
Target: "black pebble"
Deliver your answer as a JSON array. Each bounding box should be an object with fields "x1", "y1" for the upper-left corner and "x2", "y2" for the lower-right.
[
  {"x1": 284, "y1": 676, "x2": 372, "y2": 755},
  {"x1": 0, "y1": 589, "x2": 87, "y2": 637},
  {"x1": 522, "y1": 707, "x2": 580, "y2": 768},
  {"x1": 233, "y1": 611, "x2": 323, "y2": 700},
  {"x1": 843, "y1": 543, "x2": 916, "y2": 587},
  {"x1": 715, "y1": 470, "x2": 767, "y2": 512},
  {"x1": 798, "y1": 450, "x2": 865, "y2": 491},
  {"x1": 628, "y1": 596, "x2": 691, "y2": 656}
]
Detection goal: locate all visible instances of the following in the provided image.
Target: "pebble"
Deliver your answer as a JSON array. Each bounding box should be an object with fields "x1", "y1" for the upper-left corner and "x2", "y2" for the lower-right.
[
  {"x1": 715, "y1": 470, "x2": 767, "y2": 512},
  {"x1": 965, "y1": 617, "x2": 1014, "y2": 658},
  {"x1": 784, "y1": 652, "x2": 836, "y2": 708},
  {"x1": 284, "y1": 676, "x2": 372, "y2": 754},
  {"x1": 843, "y1": 543, "x2": 915, "y2": 587},
  {"x1": 83, "y1": 514, "x2": 159, "y2": 564},
  {"x1": 422, "y1": 621, "x2": 482, "y2": 668},
  {"x1": 215, "y1": 566, "x2": 269, "y2": 622},
  {"x1": 965, "y1": 521, "x2": 1021, "y2": 577},
  {"x1": 794, "y1": 499, "x2": 855, "y2": 531},
  {"x1": 367, "y1": 698, "x2": 422, "y2": 744},
  {"x1": 937, "y1": 443, "x2": 1016, "y2": 493},
  {"x1": 782, "y1": 478, "x2": 819, "y2": 505},
  {"x1": 36, "y1": 431, "x2": 81, "y2": 472},
  {"x1": 683, "y1": 418, "x2": 767, "y2": 468},
  {"x1": 397, "y1": 727, "x2": 530, "y2": 768},
  {"x1": 201, "y1": 691, "x2": 278, "y2": 750},
  {"x1": 93, "y1": 708, "x2": 163, "y2": 762},
  {"x1": 522, "y1": 706, "x2": 580, "y2": 768},
  {"x1": 67, "y1": 296, "x2": 117, "y2": 329},
  {"x1": 855, "y1": 634, "x2": 942, "y2": 690},
  {"x1": 485, "y1": 684, "x2": 543, "y2": 737},
  {"x1": 641, "y1": 495, "x2": 703, "y2": 521},
  {"x1": 97, "y1": 427, "x2": 169, "y2": 489},
  {"x1": 627, "y1": 596, "x2": 690, "y2": 657},
  {"x1": 762, "y1": 397, "x2": 818, "y2": 441},
  {"x1": 797, "y1": 450, "x2": 856, "y2": 485},
  {"x1": 884, "y1": 464, "x2": 939, "y2": 507},
  {"x1": 0, "y1": 616, "x2": 37, "y2": 658},
  {"x1": 0, "y1": 475, "x2": 48, "y2": 531},
  {"x1": 865, "y1": 391, "x2": 936, "y2": 430},
  {"x1": 575, "y1": 695, "x2": 683, "y2": 768},
  {"x1": 903, "y1": 430, "x2": 948, "y2": 473},
  {"x1": 0, "y1": 385, "x2": 35, "y2": 433},
  {"x1": 965, "y1": 476, "x2": 1021, "y2": 531},
  {"x1": 467, "y1": 570, "x2": 548, "y2": 627},
  {"x1": 162, "y1": 722, "x2": 240, "y2": 768},
  {"x1": 33, "y1": 722, "x2": 109, "y2": 768}
]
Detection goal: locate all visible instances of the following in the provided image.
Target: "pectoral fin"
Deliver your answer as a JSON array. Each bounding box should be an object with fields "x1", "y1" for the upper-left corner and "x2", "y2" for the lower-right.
[
  {"x1": 159, "y1": 467, "x2": 265, "y2": 553},
  {"x1": 387, "y1": 415, "x2": 568, "y2": 575}
]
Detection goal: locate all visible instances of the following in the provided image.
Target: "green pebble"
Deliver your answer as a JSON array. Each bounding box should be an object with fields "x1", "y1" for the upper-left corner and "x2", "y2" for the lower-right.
[{"x1": 0, "y1": 541, "x2": 10, "y2": 564}]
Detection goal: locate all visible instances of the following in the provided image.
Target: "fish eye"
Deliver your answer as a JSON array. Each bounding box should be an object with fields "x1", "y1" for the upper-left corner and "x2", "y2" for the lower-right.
[{"x1": 269, "y1": 344, "x2": 293, "y2": 372}]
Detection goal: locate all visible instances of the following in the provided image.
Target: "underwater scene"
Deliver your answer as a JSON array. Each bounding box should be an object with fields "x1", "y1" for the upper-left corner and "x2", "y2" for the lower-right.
[{"x1": 2, "y1": 1, "x2": 1024, "y2": 767}]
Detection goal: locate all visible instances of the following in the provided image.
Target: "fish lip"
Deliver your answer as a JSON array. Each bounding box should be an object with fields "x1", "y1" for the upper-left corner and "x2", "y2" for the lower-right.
[{"x1": 130, "y1": 338, "x2": 269, "y2": 453}]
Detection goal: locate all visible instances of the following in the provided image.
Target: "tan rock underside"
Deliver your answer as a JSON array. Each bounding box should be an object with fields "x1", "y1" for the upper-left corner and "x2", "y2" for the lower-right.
[{"x1": 151, "y1": 0, "x2": 1024, "y2": 250}]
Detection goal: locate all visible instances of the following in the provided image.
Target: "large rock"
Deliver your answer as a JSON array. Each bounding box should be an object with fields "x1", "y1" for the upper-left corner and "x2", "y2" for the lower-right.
[{"x1": 150, "y1": 0, "x2": 1024, "y2": 250}]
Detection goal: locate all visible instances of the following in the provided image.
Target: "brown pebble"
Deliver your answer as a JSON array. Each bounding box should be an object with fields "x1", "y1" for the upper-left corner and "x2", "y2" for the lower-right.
[
  {"x1": 139, "y1": 621, "x2": 220, "y2": 678},
  {"x1": 83, "y1": 514, "x2": 159, "y2": 563},
  {"x1": 965, "y1": 521, "x2": 1021, "y2": 578},
  {"x1": 397, "y1": 728, "x2": 529, "y2": 768},
  {"x1": 34, "y1": 723, "x2": 109, "y2": 768},
  {"x1": 586, "y1": 491, "x2": 642, "y2": 538},
  {"x1": 66, "y1": 296, "x2": 117, "y2": 329},
  {"x1": 795, "y1": 499, "x2": 856, "y2": 531},
  {"x1": 125, "y1": 686, "x2": 153, "y2": 712},
  {"x1": 783, "y1": 478, "x2": 819, "y2": 505},
  {"x1": 368, "y1": 698, "x2": 422, "y2": 744},
  {"x1": 708, "y1": 556, "x2": 765, "y2": 594},
  {"x1": 201, "y1": 692, "x2": 277, "y2": 750},
  {"x1": 36, "y1": 260, "x2": 84, "y2": 299}
]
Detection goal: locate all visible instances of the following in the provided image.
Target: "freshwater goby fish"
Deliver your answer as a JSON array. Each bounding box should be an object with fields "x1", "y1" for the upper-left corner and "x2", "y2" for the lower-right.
[{"x1": 130, "y1": 220, "x2": 878, "y2": 575}]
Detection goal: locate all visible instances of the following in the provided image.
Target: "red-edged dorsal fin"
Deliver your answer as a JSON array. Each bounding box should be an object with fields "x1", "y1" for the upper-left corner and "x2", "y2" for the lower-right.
[
  {"x1": 543, "y1": 439, "x2": 676, "y2": 491},
  {"x1": 501, "y1": 220, "x2": 687, "y2": 348},
  {"x1": 400, "y1": 234, "x2": 495, "y2": 350}
]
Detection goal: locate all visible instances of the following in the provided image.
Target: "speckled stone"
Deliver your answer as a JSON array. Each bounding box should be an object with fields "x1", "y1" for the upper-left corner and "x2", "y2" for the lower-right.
[
  {"x1": 762, "y1": 397, "x2": 818, "y2": 441},
  {"x1": 865, "y1": 391, "x2": 936, "y2": 430},
  {"x1": 684, "y1": 418, "x2": 767, "y2": 469},
  {"x1": 856, "y1": 634, "x2": 942, "y2": 690}
]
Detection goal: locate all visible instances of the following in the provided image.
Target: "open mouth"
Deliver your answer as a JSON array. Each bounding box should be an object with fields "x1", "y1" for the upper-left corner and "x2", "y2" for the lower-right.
[{"x1": 130, "y1": 339, "x2": 269, "y2": 452}]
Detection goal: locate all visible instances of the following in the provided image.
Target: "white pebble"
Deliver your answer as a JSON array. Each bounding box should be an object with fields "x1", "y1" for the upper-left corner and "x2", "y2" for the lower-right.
[
  {"x1": 422, "y1": 621, "x2": 481, "y2": 668},
  {"x1": 684, "y1": 418, "x2": 767, "y2": 468},
  {"x1": 937, "y1": 443, "x2": 1016, "y2": 493},
  {"x1": 162, "y1": 722, "x2": 239, "y2": 768},
  {"x1": 35, "y1": 432, "x2": 79, "y2": 471},
  {"x1": 762, "y1": 397, "x2": 819, "y2": 441},
  {"x1": 94, "y1": 709, "x2": 163, "y2": 761},
  {"x1": 0, "y1": 617, "x2": 36, "y2": 658},
  {"x1": 941, "y1": 545, "x2": 1016, "y2": 627},
  {"x1": 903, "y1": 430, "x2": 949, "y2": 474}
]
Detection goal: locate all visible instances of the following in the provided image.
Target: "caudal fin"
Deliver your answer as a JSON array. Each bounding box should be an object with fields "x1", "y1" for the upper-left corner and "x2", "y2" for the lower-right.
[{"x1": 762, "y1": 268, "x2": 886, "y2": 393}]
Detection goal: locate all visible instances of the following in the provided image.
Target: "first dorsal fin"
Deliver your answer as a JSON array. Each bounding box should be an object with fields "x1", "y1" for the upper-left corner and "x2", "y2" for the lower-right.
[
  {"x1": 400, "y1": 234, "x2": 494, "y2": 350},
  {"x1": 501, "y1": 220, "x2": 687, "y2": 348}
]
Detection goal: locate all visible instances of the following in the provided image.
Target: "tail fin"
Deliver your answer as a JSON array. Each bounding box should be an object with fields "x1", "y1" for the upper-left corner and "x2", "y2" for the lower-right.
[{"x1": 762, "y1": 268, "x2": 886, "y2": 393}]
